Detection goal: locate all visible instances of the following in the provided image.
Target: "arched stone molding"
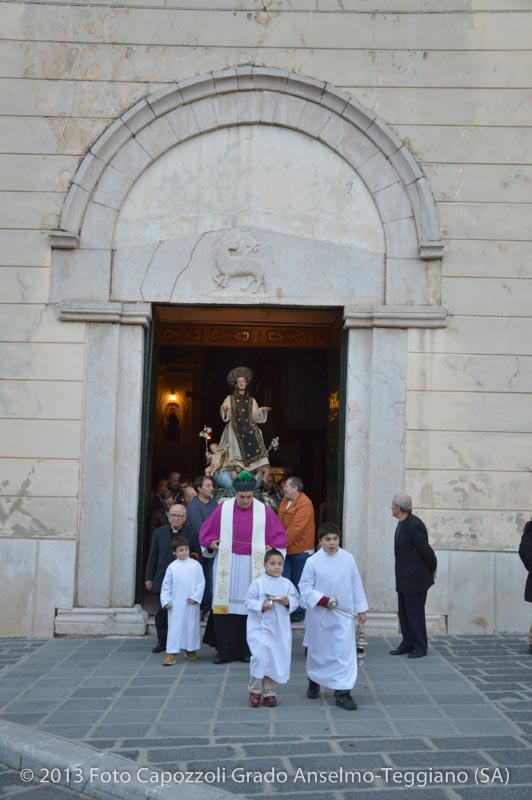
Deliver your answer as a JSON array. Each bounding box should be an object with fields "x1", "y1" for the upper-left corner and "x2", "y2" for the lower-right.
[
  {"x1": 50, "y1": 68, "x2": 444, "y2": 310},
  {"x1": 50, "y1": 69, "x2": 447, "y2": 636}
]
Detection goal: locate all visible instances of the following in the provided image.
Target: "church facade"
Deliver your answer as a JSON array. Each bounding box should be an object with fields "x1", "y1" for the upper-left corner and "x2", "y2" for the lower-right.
[{"x1": 1, "y1": 1, "x2": 531, "y2": 637}]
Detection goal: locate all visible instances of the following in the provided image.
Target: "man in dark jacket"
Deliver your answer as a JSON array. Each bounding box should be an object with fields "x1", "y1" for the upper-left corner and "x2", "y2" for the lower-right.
[
  {"x1": 145, "y1": 504, "x2": 199, "y2": 653},
  {"x1": 518, "y1": 517, "x2": 532, "y2": 654},
  {"x1": 187, "y1": 475, "x2": 218, "y2": 617},
  {"x1": 390, "y1": 493, "x2": 437, "y2": 659}
]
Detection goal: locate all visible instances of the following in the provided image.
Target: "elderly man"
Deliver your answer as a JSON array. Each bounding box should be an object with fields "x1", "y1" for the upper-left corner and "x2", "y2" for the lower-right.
[
  {"x1": 145, "y1": 504, "x2": 198, "y2": 654},
  {"x1": 278, "y1": 477, "x2": 315, "y2": 623},
  {"x1": 390, "y1": 494, "x2": 437, "y2": 659},
  {"x1": 200, "y1": 471, "x2": 286, "y2": 663}
]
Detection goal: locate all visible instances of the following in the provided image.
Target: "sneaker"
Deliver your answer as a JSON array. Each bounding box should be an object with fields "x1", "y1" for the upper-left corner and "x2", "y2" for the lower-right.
[
  {"x1": 248, "y1": 692, "x2": 261, "y2": 708},
  {"x1": 184, "y1": 650, "x2": 198, "y2": 660},
  {"x1": 334, "y1": 691, "x2": 357, "y2": 711},
  {"x1": 307, "y1": 679, "x2": 320, "y2": 699},
  {"x1": 162, "y1": 654, "x2": 177, "y2": 666},
  {"x1": 262, "y1": 695, "x2": 277, "y2": 707}
]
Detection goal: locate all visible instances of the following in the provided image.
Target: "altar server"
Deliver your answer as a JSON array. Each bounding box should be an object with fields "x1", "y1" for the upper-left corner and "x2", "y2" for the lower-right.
[
  {"x1": 299, "y1": 522, "x2": 368, "y2": 710},
  {"x1": 159, "y1": 536, "x2": 205, "y2": 665},
  {"x1": 244, "y1": 549, "x2": 299, "y2": 707}
]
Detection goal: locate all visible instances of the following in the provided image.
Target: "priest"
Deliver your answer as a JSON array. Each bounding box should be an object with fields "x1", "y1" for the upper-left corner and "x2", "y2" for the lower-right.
[{"x1": 199, "y1": 471, "x2": 287, "y2": 663}]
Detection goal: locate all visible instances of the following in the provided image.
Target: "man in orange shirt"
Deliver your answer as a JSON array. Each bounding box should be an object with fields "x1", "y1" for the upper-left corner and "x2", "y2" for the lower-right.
[{"x1": 278, "y1": 477, "x2": 316, "y2": 623}]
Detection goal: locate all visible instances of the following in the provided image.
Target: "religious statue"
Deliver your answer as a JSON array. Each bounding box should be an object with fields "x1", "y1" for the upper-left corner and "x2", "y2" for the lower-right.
[
  {"x1": 204, "y1": 442, "x2": 228, "y2": 477},
  {"x1": 218, "y1": 366, "x2": 271, "y2": 475},
  {"x1": 164, "y1": 402, "x2": 181, "y2": 442}
]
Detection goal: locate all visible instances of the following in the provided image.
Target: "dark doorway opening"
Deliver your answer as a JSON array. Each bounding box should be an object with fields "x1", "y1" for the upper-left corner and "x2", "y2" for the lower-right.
[{"x1": 136, "y1": 305, "x2": 345, "y2": 601}]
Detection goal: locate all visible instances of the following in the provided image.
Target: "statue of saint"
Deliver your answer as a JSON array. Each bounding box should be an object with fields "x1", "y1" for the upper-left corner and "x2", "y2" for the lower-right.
[{"x1": 218, "y1": 366, "x2": 270, "y2": 475}]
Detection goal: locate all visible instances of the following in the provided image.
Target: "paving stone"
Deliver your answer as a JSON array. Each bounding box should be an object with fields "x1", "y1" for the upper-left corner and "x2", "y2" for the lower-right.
[
  {"x1": 434, "y1": 694, "x2": 488, "y2": 706},
  {"x1": 150, "y1": 724, "x2": 212, "y2": 737},
  {"x1": 388, "y1": 750, "x2": 491, "y2": 768},
  {"x1": 338, "y1": 738, "x2": 432, "y2": 753},
  {"x1": 41, "y1": 712, "x2": 103, "y2": 725},
  {"x1": 431, "y1": 736, "x2": 526, "y2": 750},
  {"x1": 453, "y1": 720, "x2": 519, "y2": 736},
  {"x1": 393, "y1": 721, "x2": 457, "y2": 735},
  {"x1": 456, "y1": 789, "x2": 532, "y2": 800},
  {"x1": 385, "y1": 706, "x2": 444, "y2": 720},
  {"x1": 89, "y1": 724, "x2": 151, "y2": 738}
]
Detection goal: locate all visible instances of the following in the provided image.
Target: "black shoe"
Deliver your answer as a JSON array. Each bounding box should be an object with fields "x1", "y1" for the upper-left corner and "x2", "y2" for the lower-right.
[
  {"x1": 212, "y1": 655, "x2": 228, "y2": 664},
  {"x1": 334, "y1": 691, "x2": 357, "y2": 711},
  {"x1": 239, "y1": 656, "x2": 250, "y2": 663},
  {"x1": 152, "y1": 643, "x2": 165, "y2": 654},
  {"x1": 389, "y1": 646, "x2": 412, "y2": 655},
  {"x1": 529, "y1": 644, "x2": 532, "y2": 655},
  {"x1": 408, "y1": 652, "x2": 426, "y2": 659},
  {"x1": 307, "y1": 679, "x2": 320, "y2": 699}
]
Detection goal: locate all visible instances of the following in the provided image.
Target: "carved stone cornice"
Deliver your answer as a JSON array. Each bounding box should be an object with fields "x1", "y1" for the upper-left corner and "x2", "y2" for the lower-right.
[
  {"x1": 419, "y1": 241, "x2": 445, "y2": 260},
  {"x1": 48, "y1": 230, "x2": 80, "y2": 249},
  {"x1": 58, "y1": 301, "x2": 152, "y2": 327},
  {"x1": 344, "y1": 305, "x2": 448, "y2": 329}
]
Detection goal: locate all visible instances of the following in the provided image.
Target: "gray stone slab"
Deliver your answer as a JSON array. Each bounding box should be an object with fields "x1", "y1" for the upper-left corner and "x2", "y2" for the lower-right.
[
  {"x1": 443, "y1": 705, "x2": 506, "y2": 719},
  {"x1": 394, "y1": 720, "x2": 457, "y2": 735},
  {"x1": 211, "y1": 723, "x2": 272, "y2": 736},
  {"x1": 388, "y1": 750, "x2": 492, "y2": 768},
  {"x1": 385, "y1": 706, "x2": 444, "y2": 720},
  {"x1": 19, "y1": 687, "x2": 71, "y2": 700},
  {"x1": 457, "y1": 789, "x2": 532, "y2": 800},
  {"x1": 157, "y1": 710, "x2": 213, "y2": 723},
  {"x1": 38, "y1": 725, "x2": 93, "y2": 738},
  {"x1": 0, "y1": 713, "x2": 50, "y2": 724},
  {"x1": 148, "y1": 745, "x2": 236, "y2": 763},
  {"x1": 452, "y1": 720, "x2": 520, "y2": 735},
  {"x1": 88, "y1": 725, "x2": 151, "y2": 739},
  {"x1": 331, "y1": 722, "x2": 396, "y2": 736},
  {"x1": 434, "y1": 694, "x2": 488, "y2": 705},
  {"x1": 487, "y1": 750, "x2": 532, "y2": 764},
  {"x1": 149, "y1": 725, "x2": 212, "y2": 737},
  {"x1": 100, "y1": 710, "x2": 160, "y2": 724},
  {"x1": 338, "y1": 738, "x2": 432, "y2": 752},
  {"x1": 57, "y1": 700, "x2": 111, "y2": 712},
  {"x1": 43, "y1": 712, "x2": 104, "y2": 725},
  {"x1": 375, "y1": 694, "x2": 434, "y2": 706},
  {"x1": 273, "y1": 721, "x2": 334, "y2": 735},
  {"x1": 430, "y1": 736, "x2": 526, "y2": 750}
]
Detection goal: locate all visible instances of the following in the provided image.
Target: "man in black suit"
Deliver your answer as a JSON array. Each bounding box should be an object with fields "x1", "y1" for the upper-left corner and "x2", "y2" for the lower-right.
[
  {"x1": 145, "y1": 504, "x2": 199, "y2": 653},
  {"x1": 518, "y1": 517, "x2": 532, "y2": 654},
  {"x1": 390, "y1": 493, "x2": 437, "y2": 659}
]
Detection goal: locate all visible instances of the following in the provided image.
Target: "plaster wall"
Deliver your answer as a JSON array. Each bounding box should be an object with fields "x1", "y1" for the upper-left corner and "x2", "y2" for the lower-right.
[{"x1": 1, "y1": 0, "x2": 531, "y2": 636}]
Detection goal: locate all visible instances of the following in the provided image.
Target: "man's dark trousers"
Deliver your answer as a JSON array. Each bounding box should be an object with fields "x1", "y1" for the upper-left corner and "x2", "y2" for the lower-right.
[
  {"x1": 154, "y1": 598, "x2": 168, "y2": 649},
  {"x1": 398, "y1": 590, "x2": 428, "y2": 655}
]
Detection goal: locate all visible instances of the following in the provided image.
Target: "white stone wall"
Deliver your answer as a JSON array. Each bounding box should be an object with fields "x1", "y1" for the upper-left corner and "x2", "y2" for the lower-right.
[{"x1": 1, "y1": 0, "x2": 531, "y2": 635}]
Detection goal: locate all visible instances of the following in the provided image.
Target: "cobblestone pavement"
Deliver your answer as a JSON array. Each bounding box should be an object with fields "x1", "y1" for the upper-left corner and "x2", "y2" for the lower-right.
[{"x1": 0, "y1": 634, "x2": 531, "y2": 799}]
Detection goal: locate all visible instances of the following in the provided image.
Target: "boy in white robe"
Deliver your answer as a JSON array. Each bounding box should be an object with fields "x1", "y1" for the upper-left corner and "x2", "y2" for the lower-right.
[
  {"x1": 299, "y1": 522, "x2": 368, "y2": 710},
  {"x1": 245, "y1": 549, "x2": 299, "y2": 707},
  {"x1": 160, "y1": 536, "x2": 206, "y2": 665}
]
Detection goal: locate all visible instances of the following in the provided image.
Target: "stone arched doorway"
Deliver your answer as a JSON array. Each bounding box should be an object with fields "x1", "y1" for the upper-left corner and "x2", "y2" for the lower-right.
[{"x1": 49, "y1": 69, "x2": 446, "y2": 635}]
